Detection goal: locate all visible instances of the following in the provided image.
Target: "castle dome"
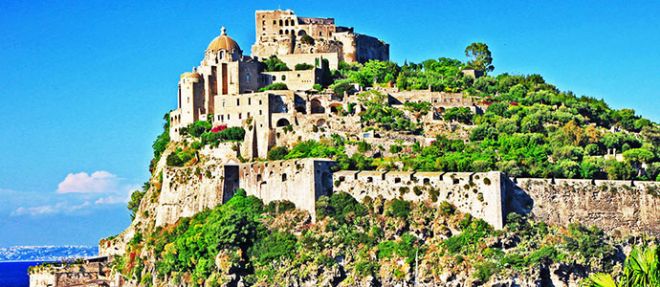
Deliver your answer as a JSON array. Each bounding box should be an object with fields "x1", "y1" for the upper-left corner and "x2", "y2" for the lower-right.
[{"x1": 207, "y1": 27, "x2": 241, "y2": 52}]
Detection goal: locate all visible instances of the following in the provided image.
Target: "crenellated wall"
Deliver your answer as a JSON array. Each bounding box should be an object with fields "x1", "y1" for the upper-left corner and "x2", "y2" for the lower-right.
[{"x1": 333, "y1": 170, "x2": 507, "y2": 229}]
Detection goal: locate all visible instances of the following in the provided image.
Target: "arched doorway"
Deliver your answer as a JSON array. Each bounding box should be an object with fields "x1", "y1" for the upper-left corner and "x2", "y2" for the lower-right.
[
  {"x1": 276, "y1": 118, "x2": 291, "y2": 127},
  {"x1": 311, "y1": 98, "x2": 325, "y2": 114}
]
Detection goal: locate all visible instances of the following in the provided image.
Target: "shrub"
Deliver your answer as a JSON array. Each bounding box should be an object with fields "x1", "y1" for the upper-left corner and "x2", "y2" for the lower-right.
[
  {"x1": 294, "y1": 63, "x2": 314, "y2": 70},
  {"x1": 444, "y1": 107, "x2": 474, "y2": 124},
  {"x1": 258, "y1": 82, "x2": 288, "y2": 92},
  {"x1": 316, "y1": 192, "x2": 368, "y2": 225},
  {"x1": 201, "y1": 127, "x2": 245, "y2": 146},
  {"x1": 128, "y1": 188, "x2": 146, "y2": 220},
  {"x1": 187, "y1": 121, "x2": 212, "y2": 137},
  {"x1": 263, "y1": 56, "x2": 289, "y2": 72},
  {"x1": 250, "y1": 231, "x2": 297, "y2": 266},
  {"x1": 385, "y1": 199, "x2": 411, "y2": 219},
  {"x1": 357, "y1": 141, "x2": 371, "y2": 153},
  {"x1": 389, "y1": 144, "x2": 402, "y2": 153},
  {"x1": 267, "y1": 146, "x2": 289, "y2": 160}
]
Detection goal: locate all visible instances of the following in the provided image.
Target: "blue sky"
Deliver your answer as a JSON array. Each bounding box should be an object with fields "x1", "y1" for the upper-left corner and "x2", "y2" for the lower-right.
[{"x1": 0, "y1": 1, "x2": 658, "y2": 246}]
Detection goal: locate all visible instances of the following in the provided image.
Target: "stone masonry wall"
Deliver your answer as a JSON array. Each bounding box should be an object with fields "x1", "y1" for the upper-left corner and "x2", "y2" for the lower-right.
[
  {"x1": 155, "y1": 163, "x2": 233, "y2": 226},
  {"x1": 511, "y1": 178, "x2": 660, "y2": 236},
  {"x1": 240, "y1": 158, "x2": 336, "y2": 219},
  {"x1": 333, "y1": 170, "x2": 506, "y2": 229}
]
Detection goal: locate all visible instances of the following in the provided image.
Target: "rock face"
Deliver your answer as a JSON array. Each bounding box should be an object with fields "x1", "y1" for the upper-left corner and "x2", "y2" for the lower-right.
[{"x1": 511, "y1": 178, "x2": 660, "y2": 237}]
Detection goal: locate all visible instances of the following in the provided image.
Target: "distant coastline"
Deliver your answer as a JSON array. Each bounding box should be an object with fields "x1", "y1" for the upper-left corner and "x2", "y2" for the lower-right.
[{"x1": 0, "y1": 245, "x2": 98, "y2": 262}]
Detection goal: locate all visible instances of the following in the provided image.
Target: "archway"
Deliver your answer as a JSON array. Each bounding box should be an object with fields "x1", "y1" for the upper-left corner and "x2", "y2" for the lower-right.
[
  {"x1": 276, "y1": 118, "x2": 291, "y2": 127},
  {"x1": 329, "y1": 103, "x2": 343, "y2": 115},
  {"x1": 311, "y1": 99, "x2": 325, "y2": 114}
]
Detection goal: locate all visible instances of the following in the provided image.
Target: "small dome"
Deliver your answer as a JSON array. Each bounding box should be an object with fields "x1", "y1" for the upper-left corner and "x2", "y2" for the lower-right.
[{"x1": 207, "y1": 27, "x2": 240, "y2": 52}]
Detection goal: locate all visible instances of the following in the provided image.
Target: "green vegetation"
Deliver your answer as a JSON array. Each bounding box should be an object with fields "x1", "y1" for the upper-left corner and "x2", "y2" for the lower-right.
[
  {"x1": 127, "y1": 182, "x2": 149, "y2": 220},
  {"x1": 324, "y1": 44, "x2": 656, "y2": 180},
  {"x1": 258, "y1": 82, "x2": 288, "y2": 92},
  {"x1": 464, "y1": 42, "x2": 494, "y2": 73},
  {"x1": 359, "y1": 90, "x2": 419, "y2": 133},
  {"x1": 584, "y1": 245, "x2": 659, "y2": 287},
  {"x1": 279, "y1": 137, "x2": 376, "y2": 170},
  {"x1": 200, "y1": 127, "x2": 245, "y2": 146},
  {"x1": 150, "y1": 113, "x2": 170, "y2": 172},
  {"x1": 263, "y1": 55, "x2": 289, "y2": 72},
  {"x1": 267, "y1": 146, "x2": 288, "y2": 160},
  {"x1": 294, "y1": 63, "x2": 315, "y2": 70},
  {"x1": 117, "y1": 193, "x2": 637, "y2": 286},
  {"x1": 444, "y1": 107, "x2": 474, "y2": 124}
]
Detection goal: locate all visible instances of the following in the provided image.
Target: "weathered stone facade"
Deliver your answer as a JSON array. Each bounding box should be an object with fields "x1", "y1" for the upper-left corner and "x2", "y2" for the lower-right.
[
  {"x1": 29, "y1": 257, "x2": 111, "y2": 287},
  {"x1": 510, "y1": 178, "x2": 660, "y2": 236},
  {"x1": 251, "y1": 9, "x2": 388, "y2": 64}
]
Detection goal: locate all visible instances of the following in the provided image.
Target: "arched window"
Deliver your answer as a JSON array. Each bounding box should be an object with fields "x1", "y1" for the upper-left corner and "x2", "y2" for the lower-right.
[
  {"x1": 276, "y1": 118, "x2": 290, "y2": 127},
  {"x1": 279, "y1": 19, "x2": 283, "y2": 26},
  {"x1": 281, "y1": 173, "x2": 287, "y2": 182},
  {"x1": 281, "y1": 75, "x2": 286, "y2": 81},
  {"x1": 279, "y1": 29, "x2": 283, "y2": 35}
]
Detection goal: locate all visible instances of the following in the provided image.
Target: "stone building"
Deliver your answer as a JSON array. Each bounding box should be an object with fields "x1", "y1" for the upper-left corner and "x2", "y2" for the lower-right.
[
  {"x1": 251, "y1": 9, "x2": 389, "y2": 66},
  {"x1": 169, "y1": 10, "x2": 390, "y2": 158}
]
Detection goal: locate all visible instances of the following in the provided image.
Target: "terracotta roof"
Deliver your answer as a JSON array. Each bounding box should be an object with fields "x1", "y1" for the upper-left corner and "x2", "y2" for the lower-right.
[{"x1": 207, "y1": 27, "x2": 240, "y2": 52}]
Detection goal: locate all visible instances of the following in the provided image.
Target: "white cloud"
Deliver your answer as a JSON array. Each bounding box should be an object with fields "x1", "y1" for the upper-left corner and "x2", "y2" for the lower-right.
[
  {"x1": 6, "y1": 170, "x2": 140, "y2": 217},
  {"x1": 11, "y1": 201, "x2": 91, "y2": 217},
  {"x1": 57, "y1": 171, "x2": 119, "y2": 194}
]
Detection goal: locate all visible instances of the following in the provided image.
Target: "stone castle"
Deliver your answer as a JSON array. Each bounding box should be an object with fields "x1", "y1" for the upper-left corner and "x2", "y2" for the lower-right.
[
  {"x1": 30, "y1": 9, "x2": 660, "y2": 287},
  {"x1": 156, "y1": 9, "x2": 659, "y2": 238}
]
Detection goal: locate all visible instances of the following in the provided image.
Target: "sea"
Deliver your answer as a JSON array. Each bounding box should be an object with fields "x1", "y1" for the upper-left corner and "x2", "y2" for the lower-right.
[{"x1": 0, "y1": 261, "x2": 43, "y2": 287}]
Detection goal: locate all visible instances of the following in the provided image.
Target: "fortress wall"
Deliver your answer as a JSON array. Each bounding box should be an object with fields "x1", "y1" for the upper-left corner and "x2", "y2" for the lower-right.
[
  {"x1": 333, "y1": 171, "x2": 506, "y2": 229},
  {"x1": 240, "y1": 158, "x2": 335, "y2": 219},
  {"x1": 513, "y1": 178, "x2": 660, "y2": 236},
  {"x1": 262, "y1": 69, "x2": 318, "y2": 91},
  {"x1": 155, "y1": 163, "x2": 231, "y2": 226},
  {"x1": 278, "y1": 52, "x2": 340, "y2": 70}
]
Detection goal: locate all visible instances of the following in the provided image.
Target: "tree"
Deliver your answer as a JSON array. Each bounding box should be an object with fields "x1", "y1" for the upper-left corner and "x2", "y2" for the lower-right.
[
  {"x1": 128, "y1": 188, "x2": 146, "y2": 220},
  {"x1": 444, "y1": 107, "x2": 474, "y2": 124},
  {"x1": 263, "y1": 56, "x2": 290, "y2": 72},
  {"x1": 465, "y1": 42, "x2": 494, "y2": 73}
]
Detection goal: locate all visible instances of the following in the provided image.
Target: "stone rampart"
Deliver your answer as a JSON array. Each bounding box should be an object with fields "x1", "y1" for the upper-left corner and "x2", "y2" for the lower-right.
[
  {"x1": 240, "y1": 158, "x2": 335, "y2": 219},
  {"x1": 510, "y1": 178, "x2": 660, "y2": 236},
  {"x1": 333, "y1": 170, "x2": 506, "y2": 229}
]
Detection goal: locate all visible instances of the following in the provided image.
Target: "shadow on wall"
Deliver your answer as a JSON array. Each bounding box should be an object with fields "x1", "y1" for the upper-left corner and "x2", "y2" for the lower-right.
[{"x1": 505, "y1": 178, "x2": 534, "y2": 218}]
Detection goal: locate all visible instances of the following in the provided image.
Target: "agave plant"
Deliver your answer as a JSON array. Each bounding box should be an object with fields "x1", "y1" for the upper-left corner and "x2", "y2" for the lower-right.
[{"x1": 584, "y1": 245, "x2": 659, "y2": 287}]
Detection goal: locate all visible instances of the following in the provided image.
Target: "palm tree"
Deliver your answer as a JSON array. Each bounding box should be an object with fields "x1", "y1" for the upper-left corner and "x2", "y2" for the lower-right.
[{"x1": 584, "y1": 245, "x2": 659, "y2": 287}]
